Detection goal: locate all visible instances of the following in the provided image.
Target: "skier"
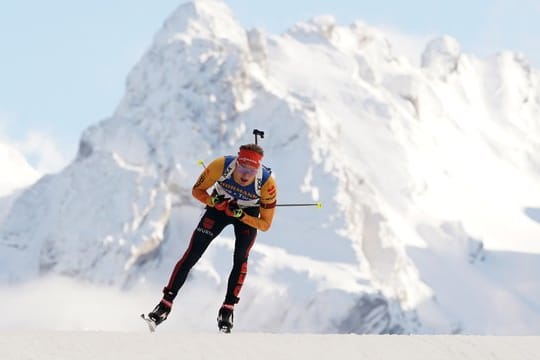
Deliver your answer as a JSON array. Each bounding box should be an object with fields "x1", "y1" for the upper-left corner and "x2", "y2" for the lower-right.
[{"x1": 145, "y1": 143, "x2": 277, "y2": 332}]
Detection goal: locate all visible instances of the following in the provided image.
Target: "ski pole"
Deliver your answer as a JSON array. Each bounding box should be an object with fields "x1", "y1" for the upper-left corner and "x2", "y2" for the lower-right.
[{"x1": 276, "y1": 202, "x2": 323, "y2": 208}]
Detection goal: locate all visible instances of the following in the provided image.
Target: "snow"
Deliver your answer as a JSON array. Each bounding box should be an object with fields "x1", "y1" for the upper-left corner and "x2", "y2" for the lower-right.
[
  {"x1": 2, "y1": 0, "x2": 540, "y2": 336},
  {"x1": 0, "y1": 332, "x2": 538, "y2": 360}
]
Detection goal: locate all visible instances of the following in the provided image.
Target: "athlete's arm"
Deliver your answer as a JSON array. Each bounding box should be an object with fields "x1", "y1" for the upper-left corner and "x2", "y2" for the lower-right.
[
  {"x1": 192, "y1": 157, "x2": 225, "y2": 206},
  {"x1": 240, "y1": 176, "x2": 277, "y2": 232}
]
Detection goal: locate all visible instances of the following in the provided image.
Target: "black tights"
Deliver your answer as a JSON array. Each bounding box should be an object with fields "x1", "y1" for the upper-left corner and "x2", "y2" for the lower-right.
[{"x1": 163, "y1": 206, "x2": 258, "y2": 305}]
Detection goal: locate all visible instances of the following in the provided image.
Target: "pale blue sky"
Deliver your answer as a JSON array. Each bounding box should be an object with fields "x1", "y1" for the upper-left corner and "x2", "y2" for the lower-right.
[{"x1": 1, "y1": 0, "x2": 538, "y2": 172}]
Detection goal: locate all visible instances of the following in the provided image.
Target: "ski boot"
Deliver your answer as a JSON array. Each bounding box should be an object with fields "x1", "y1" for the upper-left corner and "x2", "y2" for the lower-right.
[
  {"x1": 217, "y1": 304, "x2": 234, "y2": 333},
  {"x1": 141, "y1": 299, "x2": 172, "y2": 332}
]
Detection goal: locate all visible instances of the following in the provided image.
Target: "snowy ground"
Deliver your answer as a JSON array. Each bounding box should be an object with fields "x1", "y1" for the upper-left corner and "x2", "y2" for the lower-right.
[{"x1": 0, "y1": 332, "x2": 538, "y2": 360}]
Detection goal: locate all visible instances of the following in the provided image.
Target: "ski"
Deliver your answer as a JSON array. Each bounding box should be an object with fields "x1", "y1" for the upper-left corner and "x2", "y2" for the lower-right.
[{"x1": 140, "y1": 313, "x2": 157, "y2": 332}]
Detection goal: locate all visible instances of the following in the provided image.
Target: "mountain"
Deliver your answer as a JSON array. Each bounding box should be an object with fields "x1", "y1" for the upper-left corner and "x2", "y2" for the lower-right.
[{"x1": 1, "y1": 0, "x2": 540, "y2": 334}]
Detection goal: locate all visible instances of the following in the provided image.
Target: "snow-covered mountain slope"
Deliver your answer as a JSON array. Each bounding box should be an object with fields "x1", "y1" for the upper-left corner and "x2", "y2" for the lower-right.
[{"x1": 1, "y1": 0, "x2": 540, "y2": 334}]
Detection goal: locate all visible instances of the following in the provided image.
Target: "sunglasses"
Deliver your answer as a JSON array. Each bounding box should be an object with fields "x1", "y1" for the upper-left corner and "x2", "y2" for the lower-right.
[{"x1": 236, "y1": 163, "x2": 258, "y2": 176}]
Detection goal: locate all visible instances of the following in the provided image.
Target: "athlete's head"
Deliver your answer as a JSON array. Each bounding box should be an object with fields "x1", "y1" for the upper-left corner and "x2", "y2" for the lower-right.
[{"x1": 235, "y1": 144, "x2": 263, "y2": 184}]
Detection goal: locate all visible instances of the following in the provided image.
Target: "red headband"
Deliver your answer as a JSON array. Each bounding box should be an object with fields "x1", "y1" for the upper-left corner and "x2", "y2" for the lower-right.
[{"x1": 237, "y1": 149, "x2": 263, "y2": 169}]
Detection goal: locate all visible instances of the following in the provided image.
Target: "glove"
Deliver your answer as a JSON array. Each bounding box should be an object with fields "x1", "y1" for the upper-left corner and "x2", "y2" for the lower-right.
[
  {"x1": 209, "y1": 194, "x2": 228, "y2": 211},
  {"x1": 225, "y1": 200, "x2": 244, "y2": 219}
]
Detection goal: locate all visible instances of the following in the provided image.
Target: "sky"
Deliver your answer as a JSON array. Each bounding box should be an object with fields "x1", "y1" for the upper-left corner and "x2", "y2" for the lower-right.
[{"x1": 1, "y1": 0, "x2": 538, "y2": 174}]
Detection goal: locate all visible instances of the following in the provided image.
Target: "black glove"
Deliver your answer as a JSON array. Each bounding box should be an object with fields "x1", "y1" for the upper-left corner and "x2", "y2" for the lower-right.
[
  {"x1": 209, "y1": 194, "x2": 228, "y2": 210},
  {"x1": 225, "y1": 200, "x2": 244, "y2": 219}
]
